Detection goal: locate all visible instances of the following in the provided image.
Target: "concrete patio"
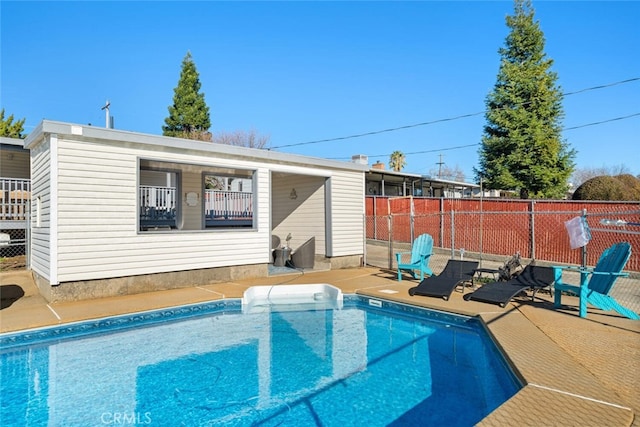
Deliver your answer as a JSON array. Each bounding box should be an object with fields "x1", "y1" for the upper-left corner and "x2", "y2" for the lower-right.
[{"x1": 1, "y1": 267, "x2": 639, "y2": 426}]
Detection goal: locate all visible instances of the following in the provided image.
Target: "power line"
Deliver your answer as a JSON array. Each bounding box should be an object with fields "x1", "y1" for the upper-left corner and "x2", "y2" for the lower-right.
[
  {"x1": 329, "y1": 113, "x2": 640, "y2": 161},
  {"x1": 345, "y1": 143, "x2": 479, "y2": 160},
  {"x1": 272, "y1": 111, "x2": 483, "y2": 149},
  {"x1": 564, "y1": 112, "x2": 640, "y2": 131},
  {"x1": 562, "y1": 77, "x2": 640, "y2": 96},
  {"x1": 271, "y1": 77, "x2": 639, "y2": 150}
]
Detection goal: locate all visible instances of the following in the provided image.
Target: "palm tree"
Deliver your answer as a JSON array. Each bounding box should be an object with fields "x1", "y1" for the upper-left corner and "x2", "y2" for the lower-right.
[{"x1": 389, "y1": 151, "x2": 406, "y2": 172}]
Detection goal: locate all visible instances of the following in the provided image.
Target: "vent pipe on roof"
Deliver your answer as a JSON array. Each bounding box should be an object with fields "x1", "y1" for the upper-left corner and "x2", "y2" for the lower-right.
[{"x1": 101, "y1": 100, "x2": 114, "y2": 128}]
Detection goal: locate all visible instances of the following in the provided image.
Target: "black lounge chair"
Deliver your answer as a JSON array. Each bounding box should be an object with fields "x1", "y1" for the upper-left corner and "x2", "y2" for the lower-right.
[
  {"x1": 464, "y1": 264, "x2": 555, "y2": 307},
  {"x1": 408, "y1": 259, "x2": 479, "y2": 300}
]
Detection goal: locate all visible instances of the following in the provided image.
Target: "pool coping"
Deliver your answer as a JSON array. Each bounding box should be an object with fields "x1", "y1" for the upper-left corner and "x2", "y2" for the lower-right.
[
  {"x1": 1, "y1": 268, "x2": 638, "y2": 426},
  {"x1": 354, "y1": 287, "x2": 635, "y2": 427}
]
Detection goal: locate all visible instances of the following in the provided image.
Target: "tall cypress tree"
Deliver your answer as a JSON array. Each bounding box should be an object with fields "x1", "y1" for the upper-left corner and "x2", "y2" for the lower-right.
[
  {"x1": 476, "y1": 0, "x2": 575, "y2": 199},
  {"x1": 162, "y1": 52, "x2": 211, "y2": 139}
]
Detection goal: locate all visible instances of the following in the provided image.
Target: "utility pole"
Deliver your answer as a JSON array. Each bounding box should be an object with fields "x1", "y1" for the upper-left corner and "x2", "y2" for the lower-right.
[{"x1": 436, "y1": 154, "x2": 444, "y2": 178}]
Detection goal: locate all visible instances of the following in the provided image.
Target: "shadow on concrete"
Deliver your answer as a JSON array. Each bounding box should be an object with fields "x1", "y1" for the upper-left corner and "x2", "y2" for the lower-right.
[{"x1": 1, "y1": 284, "x2": 25, "y2": 309}]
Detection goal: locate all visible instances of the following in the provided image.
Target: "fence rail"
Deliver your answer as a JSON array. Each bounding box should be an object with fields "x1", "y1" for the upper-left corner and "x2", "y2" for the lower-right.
[
  {"x1": 137, "y1": 187, "x2": 254, "y2": 228},
  {"x1": 140, "y1": 185, "x2": 176, "y2": 211},
  {"x1": 204, "y1": 190, "x2": 253, "y2": 220},
  {"x1": 1, "y1": 178, "x2": 30, "y2": 264},
  {"x1": 139, "y1": 186, "x2": 177, "y2": 227},
  {"x1": 0, "y1": 178, "x2": 30, "y2": 221},
  {"x1": 365, "y1": 196, "x2": 640, "y2": 314},
  {"x1": 366, "y1": 196, "x2": 640, "y2": 270}
]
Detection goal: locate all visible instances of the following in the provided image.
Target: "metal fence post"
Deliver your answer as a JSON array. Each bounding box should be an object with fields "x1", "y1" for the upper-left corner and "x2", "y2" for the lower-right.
[
  {"x1": 581, "y1": 208, "x2": 587, "y2": 269},
  {"x1": 439, "y1": 198, "x2": 445, "y2": 248},
  {"x1": 450, "y1": 209, "x2": 455, "y2": 259},
  {"x1": 26, "y1": 201, "x2": 30, "y2": 269},
  {"x1": 373, "y1": 196, "x2": 377, "y2": 240},
  {"x1": 479, "y1": 179, "x2": 484, "y2": 265},
  {"x1": 388, "y1": 214, "x2": 393, "y2": 270},
  {"x1": 530, "y1": 200, "x2": 536, "y2": 260},
  {"x1": 362, "y1": 213, "x2": 367, "y2": 267},
  {"x1": 410, "y1": 196, "x2": 415, "y2": 245}
]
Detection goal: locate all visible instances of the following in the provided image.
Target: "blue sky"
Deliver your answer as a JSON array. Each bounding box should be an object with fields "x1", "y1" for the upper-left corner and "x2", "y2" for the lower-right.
[{"x1": 2, "y1": 1, "x2": 639, "y2": 181}]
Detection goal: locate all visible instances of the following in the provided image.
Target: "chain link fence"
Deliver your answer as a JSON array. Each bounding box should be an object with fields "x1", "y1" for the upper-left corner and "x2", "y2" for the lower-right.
[
  {"x1": 1, "y1": 208, "x2": 29, "y2": 272},
  {"x1": 0, "y1": 228, "x2": 27, "y2": 270},
  {"x1": 365, "y1": 202, "x2": 640, "y2": 314},
  {"x1": 1, "y1": 177, "x2": 30, "y2": 271}
]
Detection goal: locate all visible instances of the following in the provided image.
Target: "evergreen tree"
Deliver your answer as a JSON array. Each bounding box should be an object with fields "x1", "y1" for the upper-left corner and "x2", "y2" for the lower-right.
[
  {"x1": 0, "y1": 109, "x2": 26, "y2": 138},
  {"x1": 476, "y1": 0, "x2": 575, "y2": 199},
  {"x1": 162, "y1": 52, "x2": 211, "y2": 138},
  {"x1": 389, "y1": 151, "x2": 406, "y2": 172}
]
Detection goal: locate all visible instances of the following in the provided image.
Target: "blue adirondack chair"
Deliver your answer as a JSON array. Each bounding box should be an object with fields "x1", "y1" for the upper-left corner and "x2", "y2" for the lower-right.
[
  {"x1": 396, "y1": 233, "x2": 434, "y2": 281},
  {"x1": 553, "y1": 242, "x2": 638, "y2": 320}
]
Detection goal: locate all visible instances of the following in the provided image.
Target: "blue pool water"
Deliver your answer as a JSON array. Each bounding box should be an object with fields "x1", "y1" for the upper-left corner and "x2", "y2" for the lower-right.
[{"x1": 0, "y1": 295, "x2": 520, "y2": 426}]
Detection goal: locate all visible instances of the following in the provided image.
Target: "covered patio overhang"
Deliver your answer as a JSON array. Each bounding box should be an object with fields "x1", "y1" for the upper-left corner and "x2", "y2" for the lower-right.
[{"x1": 366, "y1": 169, "x2": 480, "y2": 198}]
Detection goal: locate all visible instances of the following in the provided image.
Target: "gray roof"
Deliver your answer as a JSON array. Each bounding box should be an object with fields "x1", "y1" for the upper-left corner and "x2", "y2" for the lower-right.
[
  {"x1": 0, "y1": 136, "x2": 26, "y2": 148},
  {"x1": 24, "y1": 120, "x2": 368, "y2": 173},
  {"x1": 367, "y1": 167, "x2": 479, "y2": 188}
]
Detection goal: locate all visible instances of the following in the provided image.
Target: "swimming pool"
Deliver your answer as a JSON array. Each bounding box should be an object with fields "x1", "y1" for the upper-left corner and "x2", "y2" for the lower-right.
[{"x1": 0, "y1": 294, "x2": 521, "y2": 426}]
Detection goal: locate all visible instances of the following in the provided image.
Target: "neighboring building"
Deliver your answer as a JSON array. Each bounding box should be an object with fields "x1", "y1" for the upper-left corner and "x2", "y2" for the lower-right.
[
  {"x1": 0, "y1": 137, "x2": 30, "y2": 253},
  {"x1": 355, "y1": 154, "x2": 484, "y2": 198},
  {"x1": 24, "y1": 121, "x2": 367, "y2": 302}
]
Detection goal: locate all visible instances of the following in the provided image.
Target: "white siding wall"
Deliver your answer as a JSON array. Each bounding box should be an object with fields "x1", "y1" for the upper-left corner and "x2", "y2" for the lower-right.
[
  {"x1": 28, "y1": 126, "x2": 365, "y2": 285},
  {"x1": 182, "y1": 170, "x2": 201, "y2": 230},
  {"x1": 51, "y1": 137, "x2": 271, "y2": 284},
  {"x1": 29, "y1": 136, "x2": 52, "y2": 280},
  {"x1": 327, "y1": 170, "x2": 365, "y2": 257},
  {"x1": 272, "y1": 173, "x2": 325, "y2": 254}
]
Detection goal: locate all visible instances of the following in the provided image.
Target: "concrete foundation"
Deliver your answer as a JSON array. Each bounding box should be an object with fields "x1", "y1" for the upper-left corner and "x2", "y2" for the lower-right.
[
  {"x1": 329, "y1": 254, "x2": 363, "y2": 269},
  {"x1": 33, "y1": 263, "x2": 267, "y2": 303},
  {"x1": 31, "y1": 255, "x2": 362, "y2": 303}
]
